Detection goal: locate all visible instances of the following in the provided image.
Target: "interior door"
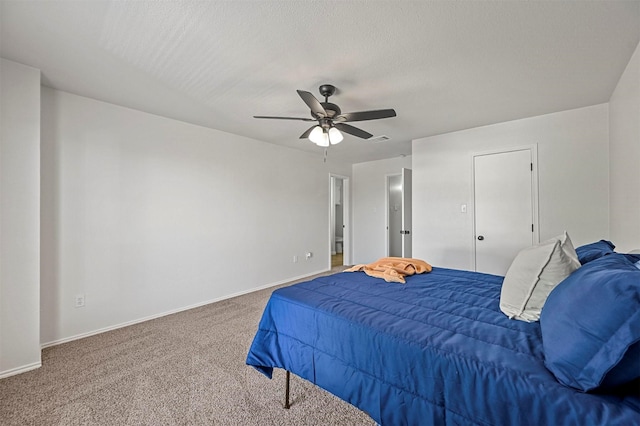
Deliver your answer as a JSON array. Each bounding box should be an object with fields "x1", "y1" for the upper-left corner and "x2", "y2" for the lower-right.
[
  {"x1": 387, "y1": 175, "x2": 402, "y2": 257},
  {"x1": 474, "y1": 150, "x2": 534, "y2": 275},
  {"x1": 401, "y1": 168, "x2": 412, "y2": 258}
]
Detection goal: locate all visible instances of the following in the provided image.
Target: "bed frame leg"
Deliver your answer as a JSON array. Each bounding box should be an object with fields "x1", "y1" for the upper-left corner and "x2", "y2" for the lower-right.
[{"x1": 284, "y1": 370, "x2": 291, "y2": 409}]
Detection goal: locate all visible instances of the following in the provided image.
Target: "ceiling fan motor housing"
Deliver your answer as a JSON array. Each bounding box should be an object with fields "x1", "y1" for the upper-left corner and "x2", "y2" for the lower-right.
[{"x1": 317, "y1": 102, "x2": 341, "y2": 119}]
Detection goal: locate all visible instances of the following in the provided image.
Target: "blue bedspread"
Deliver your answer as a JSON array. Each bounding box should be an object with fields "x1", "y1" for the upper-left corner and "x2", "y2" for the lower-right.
[{"x1": 246, "y1": 268, "x2": 640, "y2": 425}]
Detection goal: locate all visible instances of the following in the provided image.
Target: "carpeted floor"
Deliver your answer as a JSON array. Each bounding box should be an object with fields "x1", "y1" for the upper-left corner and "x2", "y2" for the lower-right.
[{"x1": 0, "y1": 268, "x2": 375, "y2": 425}]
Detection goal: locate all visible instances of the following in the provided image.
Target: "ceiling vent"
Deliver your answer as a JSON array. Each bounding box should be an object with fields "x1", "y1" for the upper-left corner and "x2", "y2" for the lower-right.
[{"x1": 368, "y1": 135, "x2": 391, "y2": 143}]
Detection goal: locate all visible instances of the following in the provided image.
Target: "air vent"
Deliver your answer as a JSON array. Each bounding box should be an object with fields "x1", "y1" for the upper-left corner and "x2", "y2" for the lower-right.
[{"x1": 368, "y1": 135, "x2": 391, "y2": 143}]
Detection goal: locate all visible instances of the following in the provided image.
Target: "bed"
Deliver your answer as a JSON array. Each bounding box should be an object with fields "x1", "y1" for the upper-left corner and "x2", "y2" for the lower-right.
[{"x1": 246, "y1": 241, "x2": 640, "y2": 425}]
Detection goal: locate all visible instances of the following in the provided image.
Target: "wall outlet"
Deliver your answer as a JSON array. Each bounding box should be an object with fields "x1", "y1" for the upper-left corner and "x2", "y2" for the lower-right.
[
  {"x1": 293, "y1": 255, "x2": 298, "y2": 263},
  {"x1": 306, "y1": 252, "x2": 313, "y2": 260},
  {"x1": 75, "y1": 294, "x2": 85, "y2": 308}
]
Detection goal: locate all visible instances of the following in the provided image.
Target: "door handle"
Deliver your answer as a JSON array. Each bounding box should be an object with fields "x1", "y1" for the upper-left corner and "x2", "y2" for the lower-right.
[{"x1": 477, "y1": 235, "x2": 484, "y2": 241}]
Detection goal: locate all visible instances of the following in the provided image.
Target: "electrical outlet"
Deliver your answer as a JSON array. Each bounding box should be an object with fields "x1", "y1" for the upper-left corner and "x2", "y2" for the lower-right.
[
  {"x1": 293, "y1": 255, "x2": 298, "y2": 263},
  {"x1": 75, "y1": 294, "x2": 85, "y2": 308}
]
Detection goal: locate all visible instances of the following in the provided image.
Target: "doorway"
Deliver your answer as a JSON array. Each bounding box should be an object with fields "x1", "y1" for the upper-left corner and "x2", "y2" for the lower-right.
[
  {"x1": 473, "y1": 146, "x2": 539, "y2": 275},
  {"x1": 330, "y1": 175, "x2": 349, "y2": 268}
]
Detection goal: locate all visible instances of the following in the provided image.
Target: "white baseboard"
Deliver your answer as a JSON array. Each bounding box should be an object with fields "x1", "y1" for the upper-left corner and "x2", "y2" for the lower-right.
[
  {"x1": 0, "y1": 361, "x2": 41, "y2": 380},
  {"x1": 41, "y1": 268, "x2": 329, "y2": 350}
]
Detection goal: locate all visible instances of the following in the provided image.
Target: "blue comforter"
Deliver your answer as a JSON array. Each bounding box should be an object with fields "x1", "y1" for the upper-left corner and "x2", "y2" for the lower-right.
[{"x1": 246, "y1": 268, "x2": 640, "y2": 425}]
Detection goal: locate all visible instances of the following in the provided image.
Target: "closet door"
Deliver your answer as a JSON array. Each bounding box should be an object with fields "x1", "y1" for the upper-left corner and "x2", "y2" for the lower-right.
[{"x1": 474, "y1": 149, "x2": 535, "y2": 275}]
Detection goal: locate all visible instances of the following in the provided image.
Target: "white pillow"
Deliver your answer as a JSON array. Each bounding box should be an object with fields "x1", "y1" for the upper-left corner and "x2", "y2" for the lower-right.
[{"x1": 500, "y1": 231, "x2": 580, "y2": 322}]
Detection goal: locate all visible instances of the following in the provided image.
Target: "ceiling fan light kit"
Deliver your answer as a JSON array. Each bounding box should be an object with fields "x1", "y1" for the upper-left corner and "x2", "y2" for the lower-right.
[
  {"x1": 309, "y1": 125, "x2": 344, "y2": 147},
  {"x1": 254, "y1": 84, "x2": 396, "y2": 148}
]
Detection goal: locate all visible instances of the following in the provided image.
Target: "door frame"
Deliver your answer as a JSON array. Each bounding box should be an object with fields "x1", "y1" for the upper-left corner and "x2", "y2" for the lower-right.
[
  {"x1": 470, "y1": 144, "x2": 540, "y2": 272},
  {"x1": 329, "y1": 174, "x2": 350, "y2": 268}
]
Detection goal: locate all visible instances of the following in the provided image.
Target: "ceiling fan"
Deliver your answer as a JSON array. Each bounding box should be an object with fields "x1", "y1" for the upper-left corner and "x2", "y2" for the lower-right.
[{"x1": 254, "y1": 84, "x2": 397, "y2": 147}]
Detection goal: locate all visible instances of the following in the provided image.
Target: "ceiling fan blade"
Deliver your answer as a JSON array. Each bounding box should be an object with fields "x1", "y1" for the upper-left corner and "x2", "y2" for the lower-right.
[
  {"x1": 254, "y1": 115, "x2": 316, "y2": 121},
  {"x1": 299, "y1": 126, "x2": 317, "y2": 139},
  {"x1": 335, "y1": 109, "x2": 397, "y2": 123},
  {"x1": 297, "y1": 90, "x2": 327, "y2": 118},
  {"x1": 334, "y1": 123, "x2": 373, "y2": 139}
]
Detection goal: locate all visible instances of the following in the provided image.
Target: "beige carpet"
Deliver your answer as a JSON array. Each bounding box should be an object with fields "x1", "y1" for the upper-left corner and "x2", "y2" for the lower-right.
[{"x1": 0, "y1": 268, "x2": 375, "y2": 425}]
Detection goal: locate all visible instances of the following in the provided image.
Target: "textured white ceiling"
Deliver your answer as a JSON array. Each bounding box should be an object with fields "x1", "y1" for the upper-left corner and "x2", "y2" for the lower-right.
[{"x1": 2, "y1": 1, "x2": 639, "y2": 163}]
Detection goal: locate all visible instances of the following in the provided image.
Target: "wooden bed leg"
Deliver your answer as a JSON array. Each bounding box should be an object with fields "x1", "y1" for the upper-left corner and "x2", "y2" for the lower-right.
[{"x1": 284, "y1": 370, "x2": 291, "y2": 409}]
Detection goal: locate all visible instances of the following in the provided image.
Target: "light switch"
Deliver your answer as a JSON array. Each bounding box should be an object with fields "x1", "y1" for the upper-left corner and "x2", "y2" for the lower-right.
[{"x1": 461, "y1": 204, "x2": 467, "y2": 213}]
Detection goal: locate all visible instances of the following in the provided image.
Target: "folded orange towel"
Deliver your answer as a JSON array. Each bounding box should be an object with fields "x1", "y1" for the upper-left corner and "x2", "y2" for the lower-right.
[{"x1": 345, "y1": 257, "x2": 432, "y2": 284}]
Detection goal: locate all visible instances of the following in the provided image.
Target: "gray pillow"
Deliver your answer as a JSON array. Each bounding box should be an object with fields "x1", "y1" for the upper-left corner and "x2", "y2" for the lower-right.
[{"x1": 500, "y1": 231, "x2": 580, "y2": 322}]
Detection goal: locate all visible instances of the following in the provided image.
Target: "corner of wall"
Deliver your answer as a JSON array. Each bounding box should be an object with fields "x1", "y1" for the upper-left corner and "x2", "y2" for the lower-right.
[{"x1": 0, "y1": 58, "x2": 42, "y2": 377}]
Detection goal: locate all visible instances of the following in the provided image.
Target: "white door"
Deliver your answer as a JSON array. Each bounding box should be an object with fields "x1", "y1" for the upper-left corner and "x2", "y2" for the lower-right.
[
  {"x1": 401, "y1": 168, "x2": 412, "y2": 258},
  {"x1": 387, "y1": 174, "x2": 403, "y2": 257},
  {"x1": 474, "y1": 150, "x2": 534, "y2": 275}
]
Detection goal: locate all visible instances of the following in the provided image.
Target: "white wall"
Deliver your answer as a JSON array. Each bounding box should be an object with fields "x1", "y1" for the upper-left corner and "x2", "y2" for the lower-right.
[
  {"x1": 40, "y1": 88, "x2": 351, "y2": 345},
  {"x1": 0, "y1": 59, "x2": 41, "y2": 377},
  {"x1": 352, "y1": 156, "x2": 412, "y2": 264},
  {"x1": 412, "y1": 104, "x2": 609, "y2": 271},
  {"x1": 609, "y1": 40, "x2": 640, "y2": 252}
]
